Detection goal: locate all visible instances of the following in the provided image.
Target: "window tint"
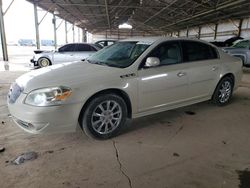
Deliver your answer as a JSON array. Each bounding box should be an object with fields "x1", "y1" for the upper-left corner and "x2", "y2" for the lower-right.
[
  {"x1": 149, "y1": 41, "x2": 182, "y2": 66},
  {"x1": 88, "y1": 41, "x2": 149, "y2": 68},
  {"x1": 75, "y1": 44, "x2": 94, "y2": 51},
  {"x1": 233, "y1": 40, "x2": 250, "y2": 48},
  {"x1": 181, "y1": 41, "x2": 218, "y2": 62},
  {"x1": 59, "y1": 44, "x2": 76, "y2": 52},
  {"x1": 97, "y1": 41, "x2": 105, "y2": 47}
]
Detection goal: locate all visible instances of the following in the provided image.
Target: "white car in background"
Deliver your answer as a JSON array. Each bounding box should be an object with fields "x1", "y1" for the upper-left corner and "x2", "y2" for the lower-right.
[
  {"x1": 8, "y1": 37, "x2": 242, "y2": 139},
  {"x1": 30, "y1": 43, "x2": 101, "y2": 68}
]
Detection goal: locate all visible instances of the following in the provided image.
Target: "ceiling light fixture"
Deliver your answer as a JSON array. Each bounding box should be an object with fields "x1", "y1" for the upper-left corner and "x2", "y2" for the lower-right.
[
  {"x1": 118, "y1": 23, "x2": 133, "y2": 29},
  {"x1": 53, "y1": 8, "x2": 59, "y2": 15}
]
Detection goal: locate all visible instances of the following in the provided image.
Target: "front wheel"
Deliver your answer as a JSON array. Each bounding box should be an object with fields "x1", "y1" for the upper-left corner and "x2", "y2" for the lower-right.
[
  {"x1": 81, "y1": 94, "x2": 128, "y2": 139},
  {"x1": 38, "y1": 57, "x2": 51, "y2": 68},
  {"x1": 212, "y1": 77, "x2": 234, "y2": 106}
]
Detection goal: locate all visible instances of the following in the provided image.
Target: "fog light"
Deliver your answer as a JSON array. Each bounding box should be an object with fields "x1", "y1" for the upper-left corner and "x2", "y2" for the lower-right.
[{"x1": 13, "y1": 117, "x2": 48, "y2": 131}]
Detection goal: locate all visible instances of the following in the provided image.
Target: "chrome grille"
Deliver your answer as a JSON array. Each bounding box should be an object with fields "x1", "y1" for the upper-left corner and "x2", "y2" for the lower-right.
[{"x1": 8, "y1": 83, "x2": 23, "y2": 104}]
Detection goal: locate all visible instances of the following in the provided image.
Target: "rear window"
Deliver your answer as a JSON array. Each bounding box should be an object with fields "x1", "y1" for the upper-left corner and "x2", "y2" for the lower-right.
[
  {"x1": 181, "y1": 41, "x2": 218, "y2": 62},
  {"x1": 75, "y1": 44, "x2": 94, "y2": 51},
  {"x1": 59, "y1": 44, "x2": 76, "y2": 52}
]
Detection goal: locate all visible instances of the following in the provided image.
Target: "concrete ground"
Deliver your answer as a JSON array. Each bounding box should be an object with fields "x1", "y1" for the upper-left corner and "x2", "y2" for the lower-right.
[{"x1": 0, "y1": 68, "x2": 250, "y2": 188}]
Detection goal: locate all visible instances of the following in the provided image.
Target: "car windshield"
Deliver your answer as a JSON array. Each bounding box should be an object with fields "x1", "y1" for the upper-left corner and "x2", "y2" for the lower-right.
[
  {"x1": 232, "y1": 40, "x2": 250, "y2": 48},
  {"x1": 86, "y1": 41, "x2": 150, "y2": 68}
]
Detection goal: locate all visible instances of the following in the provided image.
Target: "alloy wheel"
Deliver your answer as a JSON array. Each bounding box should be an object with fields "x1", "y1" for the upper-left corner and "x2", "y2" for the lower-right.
[
  {"x1": 91, "y1": 100, "x2": 122, "y2": 134},
  {"x1": 218, "y1": 80, "x2": 232, "y2": 103}
]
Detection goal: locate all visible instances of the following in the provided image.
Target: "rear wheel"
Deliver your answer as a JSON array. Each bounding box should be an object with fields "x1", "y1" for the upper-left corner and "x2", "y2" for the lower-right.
[
  {"x1": 81, "y1": 94, "x2": 127, "y2": 139},
  {"x1": 212, "y1": 77, "x2": 233, "y2": 106},
  {"x1": 38, "y1": 57, "x2": 51, "y2": 68}
]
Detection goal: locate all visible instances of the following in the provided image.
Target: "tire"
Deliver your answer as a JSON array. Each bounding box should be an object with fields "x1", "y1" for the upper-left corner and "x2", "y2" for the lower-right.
[
  {"x1": 38, "y1": 57, "x2": 51, "y2": 68},
  {"x1": 212, "y1": 77, "x2": 234, "y2": 106},
  {"x1": 81, "y1": 94, "x2": 128, "y2": 139}
]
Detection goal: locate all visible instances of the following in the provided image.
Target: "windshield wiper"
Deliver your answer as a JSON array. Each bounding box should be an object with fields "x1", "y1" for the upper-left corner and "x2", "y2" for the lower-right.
[
  {"x1": 85, "y1": 59, "x2": 109, "y2": 66},
  {"x1": 104, "y1": 62, "x2": 124, "y2": 68}
]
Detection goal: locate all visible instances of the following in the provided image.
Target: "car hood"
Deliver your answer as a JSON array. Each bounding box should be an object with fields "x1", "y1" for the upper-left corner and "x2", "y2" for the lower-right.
[
  {"x1": 222, "y1": 47, "x2": 235, "y2": 51},
  {"x1": 222, "y1": 47, "x2": 248, "y2": 52},
  {"x1": 16, "y1": 61, "x2": 123, "y2": 93}
]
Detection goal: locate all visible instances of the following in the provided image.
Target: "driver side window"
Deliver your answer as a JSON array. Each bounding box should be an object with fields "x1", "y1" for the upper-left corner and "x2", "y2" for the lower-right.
[{"x1": 149, "y1": 41, "x2": 182, "y2": 66}]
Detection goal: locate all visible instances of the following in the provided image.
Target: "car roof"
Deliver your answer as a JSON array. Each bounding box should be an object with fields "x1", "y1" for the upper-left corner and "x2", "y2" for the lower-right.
[
  {"x1": 121, "y1": 37, "x2": 164, "y2": 44},
  {"x1": 121, "y1": 37, "x2": 214, "y2": 46},
  {"x1": 95, "y1": 39, "x2": 116, "y2": 42},
  {"x1": 64, "y1": 42, "x2": 93, "y2": 45}
]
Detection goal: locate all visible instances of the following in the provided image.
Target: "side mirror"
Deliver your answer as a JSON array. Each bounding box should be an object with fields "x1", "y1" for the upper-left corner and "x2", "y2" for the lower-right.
[{"x1": 145, "y1": 57, "x2": 160, "y2": 67}]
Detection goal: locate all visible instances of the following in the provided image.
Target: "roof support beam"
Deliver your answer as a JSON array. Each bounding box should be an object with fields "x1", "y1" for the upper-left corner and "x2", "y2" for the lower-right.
[
  {"x1": 160, "y1": 0, "x2": 248, "y2": 29},
  {"x1": 37, "y1": 2, "x2": 167, "y2": 9},
  {"x1": 56, "y1": 19, "x2": 64, "y2": 30},
  {"x1": 38, "y1": 7, "x2": 52, "y2": 25},
  {"x1": 104, "y1": 0, "x2": 111, "y2": 29},
  {"x1": 143, "y1": 0, "x2": 177, "y2": 24},
  {"x1": 3, "y1": 0, "x2": 15, "y2": 15}
]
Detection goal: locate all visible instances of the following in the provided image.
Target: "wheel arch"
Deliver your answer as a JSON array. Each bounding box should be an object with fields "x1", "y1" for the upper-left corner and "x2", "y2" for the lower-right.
[
  {"x1": 78, "y1": 88, "x2": 132, "y2": 125},
  {"x1": 220, "y1": 73, "x2": 235, "y2": 86}
]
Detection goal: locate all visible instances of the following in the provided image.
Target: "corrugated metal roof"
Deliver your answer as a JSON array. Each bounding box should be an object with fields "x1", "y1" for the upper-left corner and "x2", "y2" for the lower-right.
[{"x1": 27, "y1": 0, "x2": 250, "y2": 35}]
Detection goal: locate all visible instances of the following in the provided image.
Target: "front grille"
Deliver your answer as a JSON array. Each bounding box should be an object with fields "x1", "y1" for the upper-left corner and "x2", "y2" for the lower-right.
[{"x1": 8, "y1": 83, "x2": 23, "y2": 104}]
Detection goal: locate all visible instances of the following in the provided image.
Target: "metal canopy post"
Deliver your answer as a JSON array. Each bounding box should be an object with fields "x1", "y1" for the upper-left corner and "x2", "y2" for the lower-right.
[
  {"x1": 33, "y1": 2, "x2": 40, "y2": 49},
  {"x1": 78, "y1": 27, "x2": 80, "y2": 42},
  {"x1": 198, "y1": 26, "x2": 201, "y2": 39},
  {"x1": 83, "y1": 29, "x2": 87, "y2": 42},
  {"x1": 82, "y1": 29, "x2": 84, "y2": 42},
  {"x1": 73, "y1": 24, "x2": 75, "y2": 43},
  {"x1": 238, "y1": 19, "x2": 243, "y2": 37},
  {"x1": 214, "y1": 23, "x2": 218, "y2": 40},
  {"x1": 0, "y1": 0, "x2": 8, "y2": 61},
  {"x1": 52, "y1": 13, "x2": 57, "y2": 49},
  {"x1": 65, "y1": 21, "x2": 68, "y2": 43}
]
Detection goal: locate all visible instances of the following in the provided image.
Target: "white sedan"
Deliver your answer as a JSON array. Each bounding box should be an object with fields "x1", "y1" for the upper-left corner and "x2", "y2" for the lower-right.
[
  {"x1": 8, "y1": 37, "x2": 242, "y2": 139},
  {"x1": 30, "y1": 43, "x2": 101, "y2": 68}
]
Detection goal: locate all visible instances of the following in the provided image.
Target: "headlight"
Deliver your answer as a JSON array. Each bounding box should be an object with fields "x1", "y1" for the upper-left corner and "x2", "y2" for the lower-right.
[{"x1": 25, "y1": 86, "x2": 72, "y2": 106}]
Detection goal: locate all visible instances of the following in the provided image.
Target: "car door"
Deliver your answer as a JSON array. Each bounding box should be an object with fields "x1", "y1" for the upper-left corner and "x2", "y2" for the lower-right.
[
  {"x1": 137, "y1": 41, "x2": 189, "y2": 112},
  {"x1": 73, "y1": 44, "x2": 97, "y2": 61},
  {"x1": 180, "y1": 40, "x2": 221, "y2": 99},
  {"x1": 53, "y1": 44, "x2": 76, "y2": 64}
]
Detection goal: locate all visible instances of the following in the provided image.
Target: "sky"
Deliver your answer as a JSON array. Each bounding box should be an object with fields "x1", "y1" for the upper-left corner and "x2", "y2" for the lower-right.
[{"x1": 3, "y1": 0, "x2": 83, "y2": 45}]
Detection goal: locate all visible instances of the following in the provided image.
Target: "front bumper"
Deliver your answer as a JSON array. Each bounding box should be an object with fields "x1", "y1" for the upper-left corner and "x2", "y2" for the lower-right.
[
  {"x1": 30, "y1": 59, "x2": 39, "y2": 68},
  {"x1": 8, "y1": 93, "x2": 83, "y2": 134}
]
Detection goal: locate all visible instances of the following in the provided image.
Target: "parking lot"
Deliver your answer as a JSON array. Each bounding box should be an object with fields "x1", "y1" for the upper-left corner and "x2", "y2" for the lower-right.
[{"x1": 0, "y1": 68, "x2": 250, "y2": 188}]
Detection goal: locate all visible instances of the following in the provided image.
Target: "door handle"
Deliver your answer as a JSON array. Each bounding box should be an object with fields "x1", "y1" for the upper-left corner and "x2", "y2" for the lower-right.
[
  {"x1": 212, "y1": 66, "x2": 218, "y2": 71},
  {"x1": 177, "y1": 72, "x2": 186, "y2": 77}
]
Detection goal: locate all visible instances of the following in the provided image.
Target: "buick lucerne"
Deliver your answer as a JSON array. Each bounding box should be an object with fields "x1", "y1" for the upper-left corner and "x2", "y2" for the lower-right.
[{"x1": 8, "y1": 37, "x2": 242, "y2": 139}]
